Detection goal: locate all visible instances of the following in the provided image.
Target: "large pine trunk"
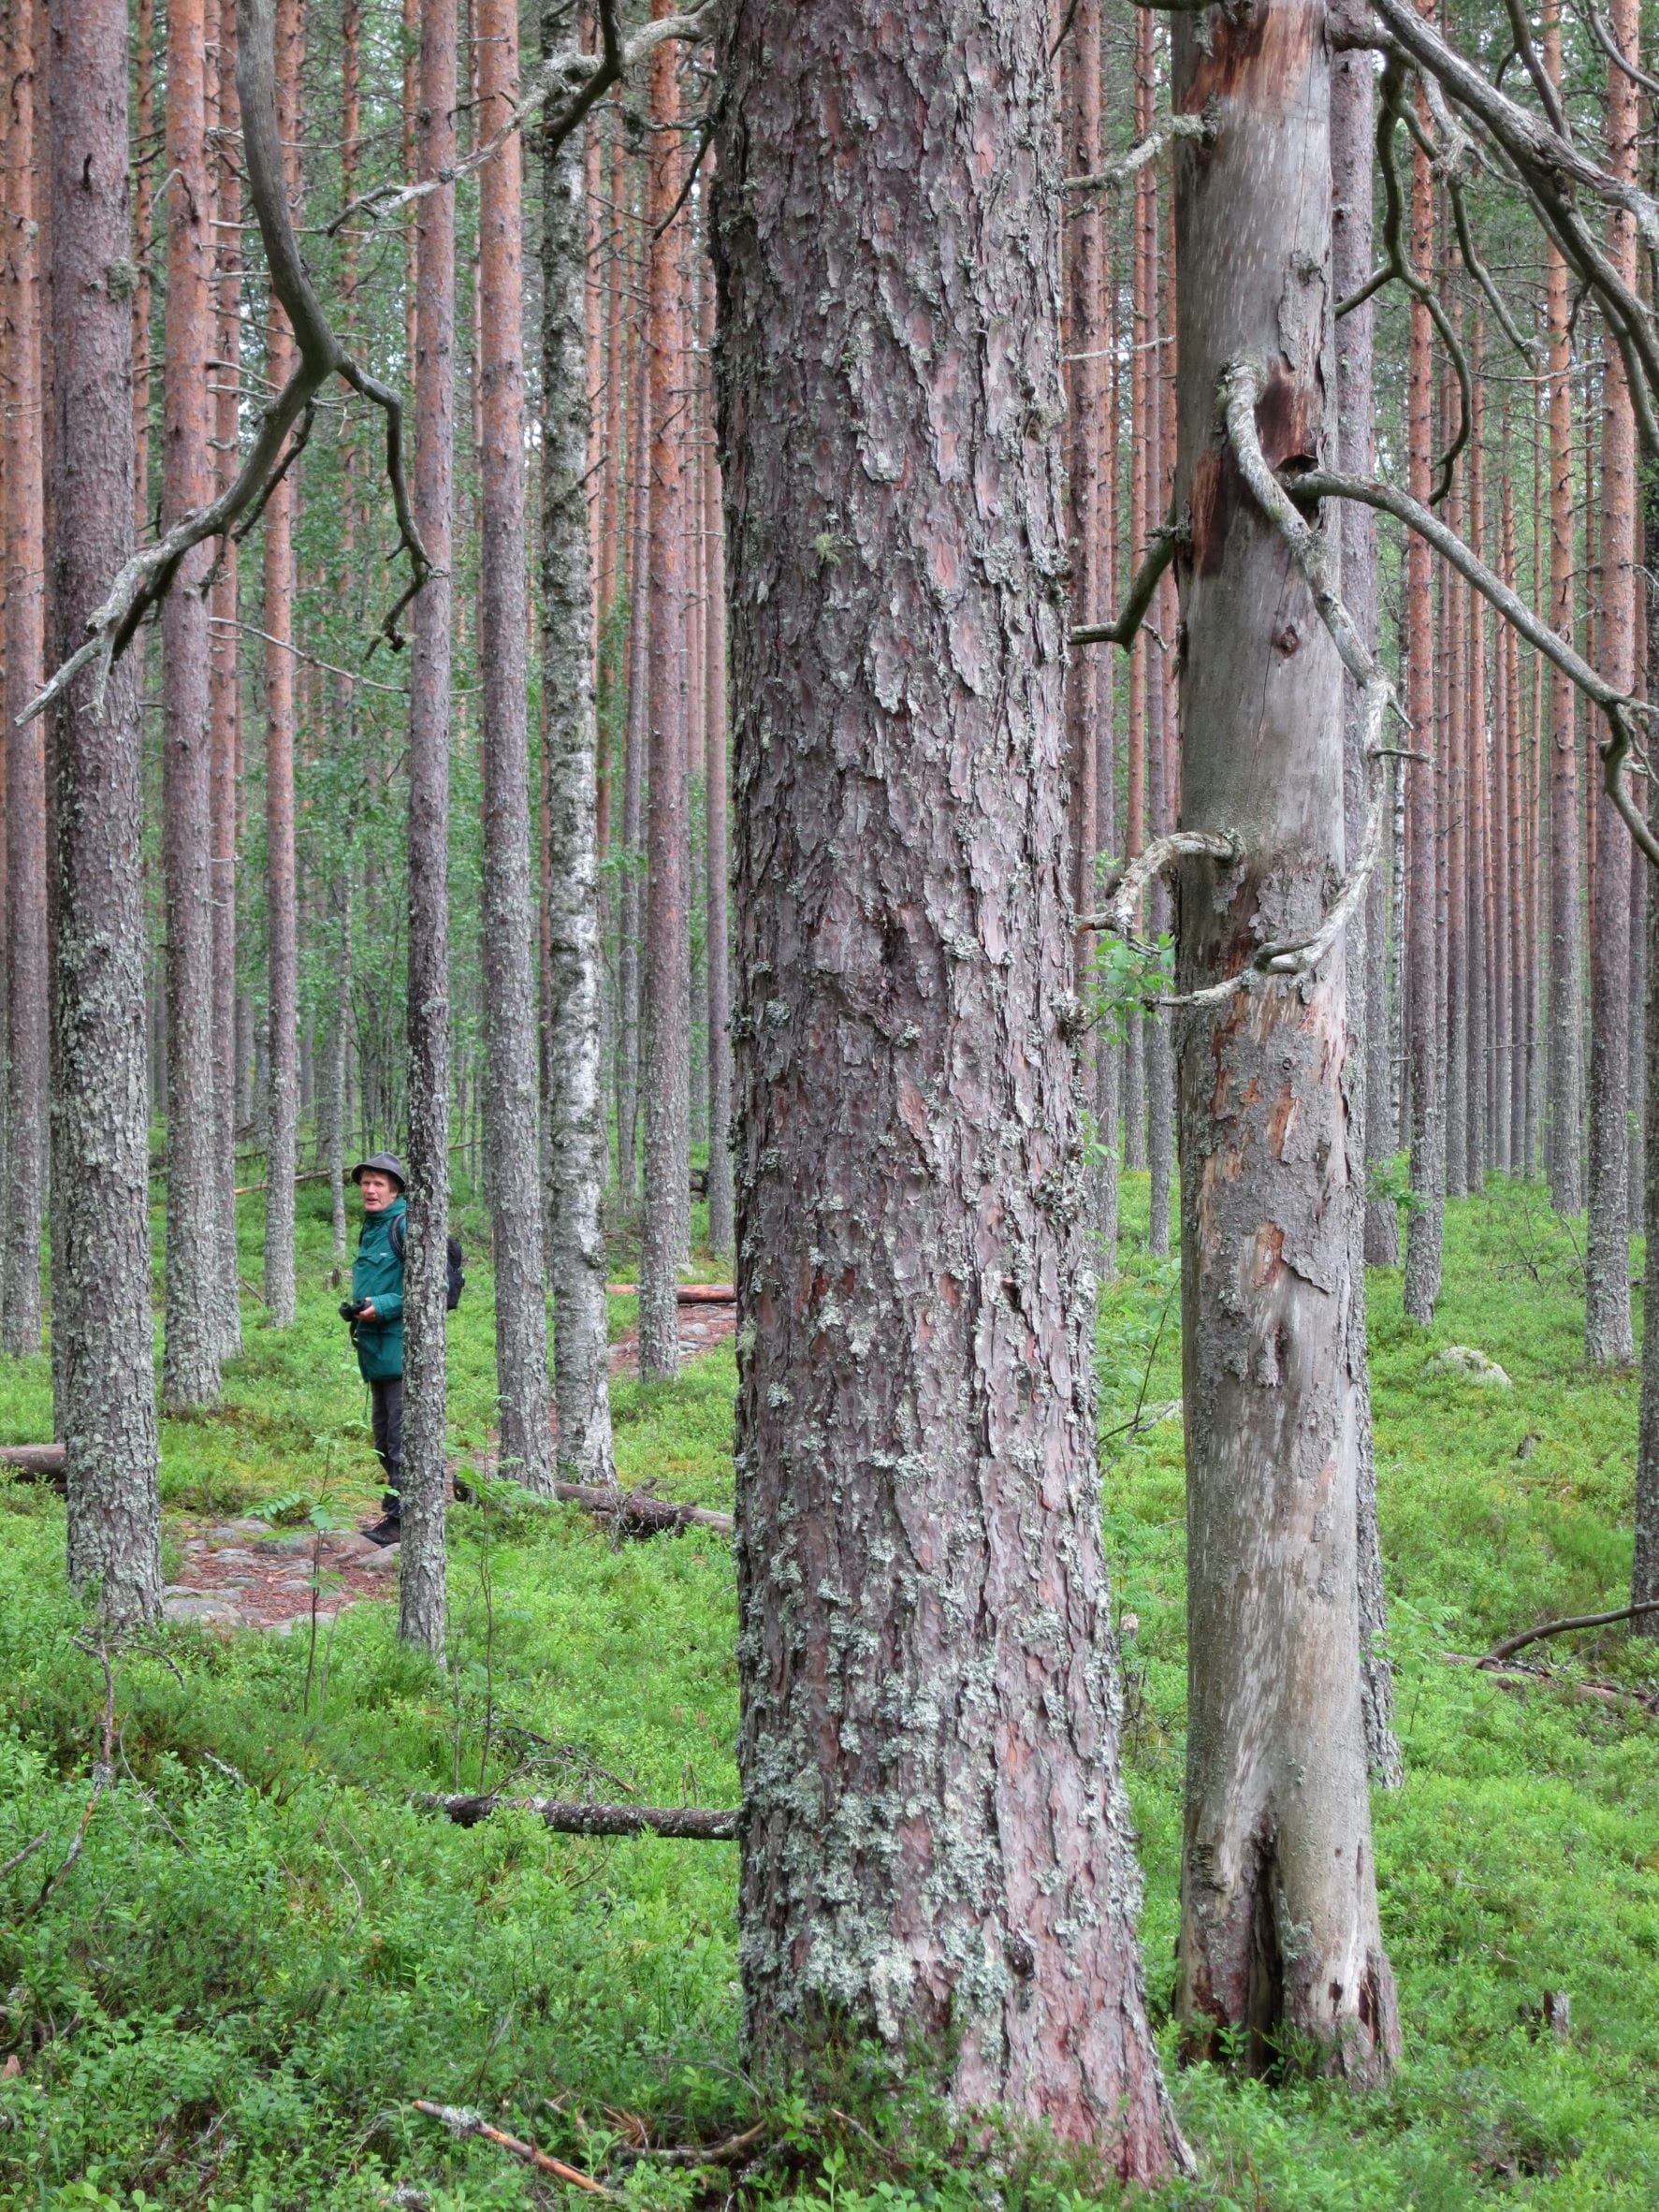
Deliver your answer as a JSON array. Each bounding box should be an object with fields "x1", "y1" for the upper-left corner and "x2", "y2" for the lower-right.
[
  {"x1": 160, "y1": 0, "x2": 223, "y2": 1409},
  {"x1": 711, "y1": 2, "x2": 1184, "y2": 2173},
  {"x1": 474, "y1": 0, "x2": 552, "y2": 1494},
  {"x1": 3, "y1": 0, "x2": 48, "y2": 1357},
  {"x1": 539, "y1": 7, "x2": 614, "y2": 1489},
  {"x1": 400, "y1": 0, "x2": 456, "y2": 1657},
  {"x1": 49, "y1": 0, "x2": 163, "y2": 1626},
  {"x1": 1170, "y1": 0, "x2": 1398, "y2": 2081}
]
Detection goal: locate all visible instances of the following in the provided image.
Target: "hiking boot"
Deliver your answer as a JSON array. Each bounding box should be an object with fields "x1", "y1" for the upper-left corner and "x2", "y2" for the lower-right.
[{"x1": 360, "y1": 1511, "x2": 401, "y2": 1549}]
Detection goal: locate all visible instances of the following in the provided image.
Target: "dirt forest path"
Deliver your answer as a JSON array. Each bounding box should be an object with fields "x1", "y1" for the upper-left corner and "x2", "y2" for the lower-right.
[{"x1": 162, "y1": 1299, "x2": 738, "y2": 1635}]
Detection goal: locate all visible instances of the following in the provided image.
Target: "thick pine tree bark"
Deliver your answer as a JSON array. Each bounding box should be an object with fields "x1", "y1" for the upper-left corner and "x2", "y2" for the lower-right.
[
  {"x1": 1403, "y1": 119, "x2": 1442, "y2": 1325},
  {"x1": 160, "y1": 0, "x2": 222, "y2": 1407},
  {"x1": 474, "y1": 0, "x2": 553, "y2": 1493},
  {"x1": 3, "y1": 4, "x2": 47, "y2": 1356},
  {"x1": 1171, "y1": 0, "x2": 1398, "y2": 2081},
  {"x1": 50, "y1": 0, "x2": 163, "y2": 1626},
  {"x1": 261, "y1": 0, "x2": 302, "y2": 1329},
  {"x1": 1585, "y1": 0, "x2": 1637, "y2": 1363},
  {"x1": 638, "y1": 5, "x2": 691, "y2": 1379},
  {"x1": 539, "y1": 7, "x2": 615, "y2": 1490},
  {"x1": 209, "y1": 0, "x2": 243, "y2": 1359},
  {"x1": 711, "y1": 2, "x2": 1185, "y2": 2171},
  {"x1": 400, "y1": 0, "x2": 456, "y2": 1658}
]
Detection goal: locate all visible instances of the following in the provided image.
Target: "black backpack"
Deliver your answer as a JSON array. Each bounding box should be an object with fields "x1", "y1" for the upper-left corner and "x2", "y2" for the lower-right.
[{"x1": 388, "y1": 1215, "x2": 465, "y2": 1312}]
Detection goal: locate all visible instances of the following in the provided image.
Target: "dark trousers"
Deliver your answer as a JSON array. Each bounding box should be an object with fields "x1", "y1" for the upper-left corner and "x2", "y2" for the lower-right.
[{"x1": 370, "y1": 1375, "x2": 404, "y2": 1503}]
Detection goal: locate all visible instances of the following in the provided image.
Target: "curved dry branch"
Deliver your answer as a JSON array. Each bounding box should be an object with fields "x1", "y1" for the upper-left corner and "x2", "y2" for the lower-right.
[
  {"x1": 1070, "y1": 523, "x2": 1178, "y2": 648},
  {"x1": 1578, "y1": 0, "x2": 1659, "y2": 98},
  {"x1": 22, "y1": 0, "x2": 429, "y2": 722},
  {"x1": 1076, "y1": 830, "x2": 1243, "y2": 950},
  {"x1": 1291, "y1": 467, "x2": 1659, "y2": 872},
  {"x1": 1064, "y1": 104, "x2": 1215, "y2": 196}
]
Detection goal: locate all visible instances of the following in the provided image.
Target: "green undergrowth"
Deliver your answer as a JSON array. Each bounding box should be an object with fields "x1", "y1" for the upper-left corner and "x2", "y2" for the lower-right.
[{"x1": 0, "y1": 1174, "x2": 1653, "y2": 2207}]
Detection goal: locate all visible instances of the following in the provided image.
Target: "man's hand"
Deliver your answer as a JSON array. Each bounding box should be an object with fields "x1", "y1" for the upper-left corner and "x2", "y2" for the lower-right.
[{"x1": 358, "y1": 1300, "x2": 377, "y2": 1319}]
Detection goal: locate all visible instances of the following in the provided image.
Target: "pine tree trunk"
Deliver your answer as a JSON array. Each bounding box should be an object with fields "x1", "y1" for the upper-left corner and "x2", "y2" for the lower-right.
[
  {"x1": 261, "y1": 0, "x2": 302, "y2": 1329},
  {"x1": 539, "y1": 6, "x2": 615, "y2": 1489},
  {"x1": 399, "y1": 0, "x2": 456, "y2": 1658},
  {"x1": 1444, "y1": 418, "x2": 1468, "y2": 1203},
  {"x1": 209, "y1": 0, "x2": 243, "y2": 1359},
  {"x1": 1146, "y1": 184, "x2": 1175, "y2": 1262},
  {"x1": 159, "y1": 0, "x2": 222, "y2": 1407},
  {"x1": 638, "y1": 5, "x2": 690, "y2": 1379},
  {"x1": 1332, "y1": 42, "x2": 1400, "y2": 1786},
  {"x1": 50, "y1": 0, "x2": 163, "y2": 1627},
  {"x1": 616, "y1": 304, "x2": 649, "y2": 1202},
  {"x1": 131, "y1": 0, "x2": 154, "y2": 538},
  {"x1": 1585, "y1": 0, "x2": 1637, "y2": 1363},
  {"x1": 1095, "y1": 197, "x2": 1121, "y2": 1274},
  {"x1": 1171, "y1": 0, "x2": 1398, "y2": 2081},
  {"x1": 1634, "y1": 488, "x2": 1659, "y2": 1630},
  {"x1": 473, "y1": 0, "x2": 553, "y2": 1493},
  {"x1": 3, "y1": 5, "x2": 48, "y2": 1357},
  {"x1": 1403, "y1": 119, "x2": 1442, "y2": 1325},
  {"x1": 710, "y1": 2, "x2": 1186, "y2": 2170},
  {"x1": 1465, "y1": 325, "x2": 1487, "y2": 1192},
  {"x1": 702, "y1": 173, "x2": 735, "y2": 1260}
]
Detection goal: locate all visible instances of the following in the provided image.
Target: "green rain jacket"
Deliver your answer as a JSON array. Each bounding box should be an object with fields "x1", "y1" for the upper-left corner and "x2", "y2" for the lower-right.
[{"x1": 350, "y1": 1197, "x2": 406, "y2": 1382}]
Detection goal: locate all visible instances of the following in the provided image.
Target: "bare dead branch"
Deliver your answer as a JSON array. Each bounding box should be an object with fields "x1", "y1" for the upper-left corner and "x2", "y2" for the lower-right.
[
  {"x1": 1076, "y1": 831, "x2": 1242, "y2": 949},
  {"x1": 1290, "y1": 467, "x2": 1659, "y2": 872},
  {"x1": 1063, "y1": 104, "x2": 1215, "y2": 195},
  {"x1": 1070, "y1": 523, "x2": 1178, "y2": 648},
  {"x1": 412, "y1": 2103, "x2": 615, "y2": 2198},
  {"x1": 21, "y1": 0, "x2": 431, "y2": 722},
  {"x1": 1482, "y1": 1597, "x2": 1659, "y2": 1665},
  {"x1": 1577, "y1": 0, "x2": 1659, "y2": 99}
]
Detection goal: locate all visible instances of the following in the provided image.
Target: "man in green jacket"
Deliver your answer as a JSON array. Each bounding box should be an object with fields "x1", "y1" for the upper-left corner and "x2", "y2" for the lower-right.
[{"x1": 345, "y1": 1154, "x2": 407, "y2": 1545}]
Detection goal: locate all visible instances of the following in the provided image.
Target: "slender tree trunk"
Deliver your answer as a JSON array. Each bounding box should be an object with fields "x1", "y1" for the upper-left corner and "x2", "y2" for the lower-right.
[
  {"x1": 638, "y1": 5, "x2": 690, "y2": 1378},
  {"x1": 1171, "y1": 0, "x2": 1397, "y2": 2081},
  {"x1": 1403, "y1": 111, "x2": 1442, "y2": 1325},
  {"x1": 540, "y1": 5, "x2": 615, "y2": 1489},
  {"x1": 710, "y1": 6, "x2": 1186, "y2": 2168},
  {"x1": 473, "y1": 0, "x2": 554, "y2": 1492},
  {"x1": 1332, "y1": 42, "x2": 1400, "y2": 1788},
  {"x1": 616, "y1": 294, "x2": 649, "y2": 1202},
  {"x1": 1585, "y1": 0, "x2": 1637, "y2": 1363},
  {"x1": 1634, "y1": 484, "x2": 1659, "y2": 1629},
  {"x1": 1544, "y1": 3, "x2": 1584, "y2": 1213},
  {"x1": 159, "y1": 0, "x2": 222, "y2": 1407},
  {"x1": 1094, "y1": 201, "x2": 1121, "y2": 1274},
  {"x1": 131, "y1": 0, "x2": 153, "y2": 538},
  {"x1": 1123, "y1": 9, "x2": 1154, "y2": 1180},
  {"x1": 1492, "y1": 426, "x2": 1514, "y2": 1174},
  {"x1": 1146, "y1": 190, "x2": 1176, "y2": 1260},
  {"x1": 3, "y1": 3, "x2": 47, "y2": 1356},
  {"x1": 261, "y1": 0, "x2": 302, "y2": 1329},
  {"x1": 400, "y1": 0, "x2": 457, "y2": 1657},
  {"x1": 50, "y1": 0, "x2": 163, "y2": 1626},
  {"x1": 209, "y1": 0, "x2": 242, "y2": 1358},
  {"x1": 702, "y1": 182, "x2": 734, "y2": 1259},
  {"x1": 1465, "y1": 321, "x2": 1487, "y2": 1193},
  {"x1": 1512, "y1": 453, "x2": 1534, "y2": 1174},
  {"x1": 1444, "y1": 400, "x2": 1468, "y2": 1203}
]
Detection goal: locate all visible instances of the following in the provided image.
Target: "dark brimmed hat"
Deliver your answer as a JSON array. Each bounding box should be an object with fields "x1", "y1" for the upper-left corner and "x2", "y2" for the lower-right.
[{"x1": 351, "y1": 1152, "x2": 406, "y2": 1191}]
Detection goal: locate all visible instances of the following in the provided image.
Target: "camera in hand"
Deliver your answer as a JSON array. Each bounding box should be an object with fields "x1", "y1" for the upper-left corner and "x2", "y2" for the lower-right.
[{"x1": 339, "y1": 1299, "x2": 368, "y2": 1322}]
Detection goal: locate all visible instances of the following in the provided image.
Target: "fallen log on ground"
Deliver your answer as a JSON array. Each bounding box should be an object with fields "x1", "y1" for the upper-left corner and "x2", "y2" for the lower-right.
[
  {"x1": 413, "y1": 1792, "x2": 739, "y2": 1840},
  {"x1": 1481, "y1": 1597, "x2": 1659, "y2": 1664},
  {"x1": 604, "y1": 1282, "x2": 735, "y2": 1302},
  {"x1": 0, "y1": 1445, "x2": 65, "y2": 1483},
  {"x1": 551, "y1": 1480, "x2": 734, "y2": 1536}
]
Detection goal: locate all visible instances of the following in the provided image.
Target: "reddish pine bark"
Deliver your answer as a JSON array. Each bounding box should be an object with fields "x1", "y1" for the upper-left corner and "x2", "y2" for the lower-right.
[{"x1": 711, "y1": 0, "x2": 1185, "y2": 2170}]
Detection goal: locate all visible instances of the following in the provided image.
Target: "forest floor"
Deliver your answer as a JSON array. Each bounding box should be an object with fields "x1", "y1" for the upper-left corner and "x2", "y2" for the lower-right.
[{"x1": 0, "y1": 1173, "x2": 1655, "y2": 2208}]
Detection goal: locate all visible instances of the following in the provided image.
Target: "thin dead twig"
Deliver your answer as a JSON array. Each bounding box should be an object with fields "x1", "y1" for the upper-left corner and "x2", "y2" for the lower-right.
[{"x1": 412, "y1": 2101, "x2": 615, "y2": 2197}]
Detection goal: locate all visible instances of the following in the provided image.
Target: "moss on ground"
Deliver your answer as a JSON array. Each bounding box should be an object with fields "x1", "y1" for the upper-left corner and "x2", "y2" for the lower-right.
[{"x1": 0, "y1": 1172, "x2": 1653, "y2": 2207}]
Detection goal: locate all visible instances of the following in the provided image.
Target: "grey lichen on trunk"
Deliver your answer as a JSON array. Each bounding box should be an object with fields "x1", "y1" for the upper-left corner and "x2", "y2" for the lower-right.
[
  {"x1": 50, "y1": 0, "x2": 164, "y2": 1629},
  {"x1": 1170, "y1": 0, "x2": 1398, "y2": 2083},
  {"x1": 540, "y1": 32, "x2": 615, "y2": 1489},
  {"x1": 711, "y1": 0, "x2": 1185, "y2": 2177}
]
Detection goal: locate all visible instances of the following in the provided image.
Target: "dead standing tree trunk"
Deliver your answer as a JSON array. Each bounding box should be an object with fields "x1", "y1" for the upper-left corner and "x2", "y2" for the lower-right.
[
  {"x1": 160, "y1": 0, "x2": 224, "y2": 1409},
  {"x1": 50, "y1": 0, "x2": 164, "y2": 1625},
  {"x1": 3, "y1": 0, "x2": 48, "y2": 1357},
  {"x1": 711, "y1": 1, "x2": 1186, "y2": 2174},
  {"x1": 1170, "y1": 0, "x2": 1398, "y2": 2081},
  {"x1": 400, "y1": 0, "x2": 458, "y2": 1659},
  {"x1": 475, "y1": 0, "x2": 554, "y2": 1495},
  {"x1": 540, "y1": 7, "x2": 616, "y2": 1489}
]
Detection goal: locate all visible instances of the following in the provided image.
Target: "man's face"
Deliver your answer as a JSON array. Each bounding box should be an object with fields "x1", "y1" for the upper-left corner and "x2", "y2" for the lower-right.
[{"x1": 359, "y1": 1171, "x2": 397, "y2": 1212}]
